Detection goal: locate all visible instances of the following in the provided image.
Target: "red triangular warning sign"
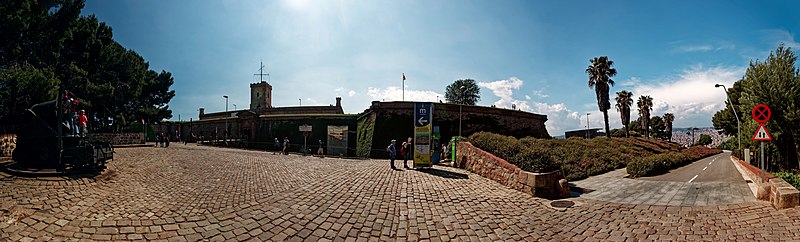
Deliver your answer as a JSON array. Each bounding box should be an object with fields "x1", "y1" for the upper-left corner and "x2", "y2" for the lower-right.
[{"x1": 752, "y1": 124, "x2": 772, "y2": 141}]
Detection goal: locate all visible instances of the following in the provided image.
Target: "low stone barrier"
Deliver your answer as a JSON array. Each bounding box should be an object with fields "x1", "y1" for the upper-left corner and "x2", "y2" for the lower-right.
[
  {"x1": 455, "y1": 142, "x2": 565, "y2": 198},
  {"x1": 0, "y1": 135, "x2": 15, "y2": 157},
  {"x1": 89, "y1": 133, "x2": 145, "y2": 145},
  {"x1": 732, "y1": 156, "x2": 799, "y2": 209}
]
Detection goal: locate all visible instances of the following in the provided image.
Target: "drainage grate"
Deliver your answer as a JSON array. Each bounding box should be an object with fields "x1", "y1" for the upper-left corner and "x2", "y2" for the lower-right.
[{"x1": 550, "y1": 201, "x2": 575, "y2": 208}]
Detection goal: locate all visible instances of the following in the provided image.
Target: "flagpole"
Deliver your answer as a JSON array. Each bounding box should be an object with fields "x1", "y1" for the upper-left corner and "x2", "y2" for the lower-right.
[{"x1": 402, "y1": 73, "x2": 405, "y2": 101}]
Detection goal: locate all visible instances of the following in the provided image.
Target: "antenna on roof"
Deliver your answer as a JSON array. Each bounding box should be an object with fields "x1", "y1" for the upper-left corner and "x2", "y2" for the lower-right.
[{"x1": 254, "y1": 60, "x2": 270, "y2": 83}]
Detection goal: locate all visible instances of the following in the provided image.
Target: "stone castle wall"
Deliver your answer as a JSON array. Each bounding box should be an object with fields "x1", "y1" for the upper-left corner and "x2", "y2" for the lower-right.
[
  {"x1": 89, "y1": 133, "x2": 145, "y2": 145},
  {"x1": 0, "y1": 134, "x2": 15, "y2": 157},
  {"x1": 366, "y1": 101, "x2": 550, "y2": 158}
]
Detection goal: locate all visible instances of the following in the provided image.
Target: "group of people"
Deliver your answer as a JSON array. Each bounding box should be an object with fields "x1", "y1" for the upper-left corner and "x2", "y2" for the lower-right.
[
  {"x1": 62, "y1": 91, "x2": 89, "y2": 136},
  {"x1": 156, "y1": 132, "x2": 171, "y2": 147},
  {"x1": 273, "y1": 137, "x2": 290, "y2": 155},
  {"x1": 386, "y1": 137, "x2": 413, "y2": 169},
  {"x1": 271, "y1": 137, "x2": 326, "y2": 157},
  {"x1": 387, "y1": 137, "x2": 449, "y2": 170}
]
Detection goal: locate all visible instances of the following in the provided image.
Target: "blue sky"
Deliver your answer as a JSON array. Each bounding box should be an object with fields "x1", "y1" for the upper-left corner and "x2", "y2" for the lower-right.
[{"x1": 82, "y1": 0, "x2": 800, "y2": 136}]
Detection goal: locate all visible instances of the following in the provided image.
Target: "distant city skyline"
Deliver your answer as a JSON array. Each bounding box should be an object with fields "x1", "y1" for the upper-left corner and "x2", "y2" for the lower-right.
[{"x1": 81, "y1": 0, "x2": 800, "y2": 135}]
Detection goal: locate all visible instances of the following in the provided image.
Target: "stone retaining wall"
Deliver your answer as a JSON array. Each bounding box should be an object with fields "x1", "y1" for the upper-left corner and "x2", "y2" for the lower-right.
[
  {"x1": 732, "y1": 156, "x2": 799, "y2": 209},
  {"x1": 455, "y1": 142, "x2": 565, "y2": 198},
  {"x1": 89, "y1": 133, "x2": 145, "y2": 145},
  {"x1": 0, "y1": 135, "x2": 15, "y2": 157}
]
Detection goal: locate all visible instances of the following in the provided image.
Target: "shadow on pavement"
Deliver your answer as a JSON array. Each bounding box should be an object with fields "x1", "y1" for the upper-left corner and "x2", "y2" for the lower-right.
[
  {"x1": 568, "y1": 183, "x2": 595, "y2": 198},
  {"x1": 416, "y1": 168, "x2": 469, "y2": 179}
]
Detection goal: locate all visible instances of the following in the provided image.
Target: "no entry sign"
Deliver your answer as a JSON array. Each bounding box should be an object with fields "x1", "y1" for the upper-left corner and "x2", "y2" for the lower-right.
[{"x1": 751, "y1": 104, "x2": 771, "y2": 123}]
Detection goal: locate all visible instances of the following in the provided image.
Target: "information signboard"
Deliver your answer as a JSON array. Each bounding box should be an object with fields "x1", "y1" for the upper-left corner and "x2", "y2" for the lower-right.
[{"x1": 413, "y1": 102, "x2": 433, "y2": 168}]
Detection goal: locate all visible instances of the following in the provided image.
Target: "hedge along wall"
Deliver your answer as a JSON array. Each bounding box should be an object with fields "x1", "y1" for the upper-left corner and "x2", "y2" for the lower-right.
[
  {"x1": 456, "y1": 142, "x2": 565, "y2": 198},
  {"x1": 356, "y1": 112, "x2": 376, "y2": 158}
]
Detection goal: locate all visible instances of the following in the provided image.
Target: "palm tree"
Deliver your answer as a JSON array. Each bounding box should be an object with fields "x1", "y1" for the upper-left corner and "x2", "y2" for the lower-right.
[
  {"x1": 663, "y1": 113, "x2": 675, "y2": 141},
  {"x1": 615, "y1": 90, "x2": 634, "y2": 137},
  {"x1": 637, "y1": 95, "x2": 653, "y2": 137},
  {"x1": 586, "y1": 56, "x2": 617, "y2": 138}
]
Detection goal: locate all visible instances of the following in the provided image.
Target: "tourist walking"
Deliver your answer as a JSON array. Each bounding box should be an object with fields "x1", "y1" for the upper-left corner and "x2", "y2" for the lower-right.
[
  {"x1": 400, "y1": 140, "x2": 409, "y2": 169},
  {"x1": 387, "y1": 139, "x2": 397, "y2": 169},
  {"x1": 442, "y1": 143, "x2": 449, "y2": 161},
  {"x1": 317, "y1": 139, "x2": 325, "y2": 158},
  {"x1": 273, "y1": 138, "x2": 280, "y2": 154},
  {"x1": 283, "y1": 137, "x2": 290, "y2": 155},
  {"x1": 165, "y1": 133, "x2": 171, "y2": 147},
  {"x1": 77, "y1": 110, "x2": 88, "y2": 137}
]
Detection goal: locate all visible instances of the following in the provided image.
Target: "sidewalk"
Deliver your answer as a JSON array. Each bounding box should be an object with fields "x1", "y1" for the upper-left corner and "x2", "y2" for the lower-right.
[{"x1": 572, "y1": 168, "x2": 756, "y2": 206}]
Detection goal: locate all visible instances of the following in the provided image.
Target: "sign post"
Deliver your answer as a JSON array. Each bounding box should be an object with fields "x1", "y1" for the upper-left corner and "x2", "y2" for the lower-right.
[
  {"x1": 299, "y1": 125, "x2": 312, "y2": 155},
  {"x1": 751, "y1": 104, "x2": 772, "y2": 183},
  {"x1": 413, "y1": 102, "x2": 433, "y2": 168}
]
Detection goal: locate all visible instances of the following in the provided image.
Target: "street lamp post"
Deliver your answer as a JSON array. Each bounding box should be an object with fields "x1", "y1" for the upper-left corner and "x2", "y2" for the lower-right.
[
  {"x1": 586, "y1": 113, "x2": 591, "y2": 139},
  {"x1": 223, "y1": 95, "x2": 228, "y2": 142},
  {"x1": 459, "y1": 86, "x2": 465, "y2": 137},
  {"x1": 299, "y1": 98, "x2": 302, "y2": 107},
  {"x1": 233, "y1": 104, "x2": 236, "y2": 111},
  {"x1": 715, "y1": 84, "x2": 740, "y2": 153}
]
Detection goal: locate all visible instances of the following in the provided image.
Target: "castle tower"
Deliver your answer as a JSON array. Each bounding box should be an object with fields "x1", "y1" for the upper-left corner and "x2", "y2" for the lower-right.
[{"x1": 250, "y1": 81, "x2": 272, "y2": 110}]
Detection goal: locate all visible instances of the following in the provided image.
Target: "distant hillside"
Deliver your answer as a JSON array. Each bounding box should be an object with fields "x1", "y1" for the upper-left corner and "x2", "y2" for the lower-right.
[{"x1": 671, "y1": 127, "x2": 730, "y2": 148}]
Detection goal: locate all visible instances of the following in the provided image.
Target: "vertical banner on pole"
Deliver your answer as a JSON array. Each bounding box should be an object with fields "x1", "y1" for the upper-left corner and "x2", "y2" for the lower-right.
[{"x1": 414, "y1": 102, "x2": 433, "y2": 168}]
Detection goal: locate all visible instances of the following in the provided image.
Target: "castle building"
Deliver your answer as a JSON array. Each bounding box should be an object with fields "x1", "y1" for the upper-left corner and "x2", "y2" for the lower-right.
[
  {"x1": 153, "y1": 79, "x2": 550, "y2": 158},
  {"x1": 249, "y1": 81, "x2": 272, "y2": 110}
]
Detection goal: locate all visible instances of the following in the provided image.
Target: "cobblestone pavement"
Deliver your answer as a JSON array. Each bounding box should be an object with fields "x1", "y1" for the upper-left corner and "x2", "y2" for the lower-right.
[{"x1": 2, "y1": 144, "x2": 800, "y2": 241}]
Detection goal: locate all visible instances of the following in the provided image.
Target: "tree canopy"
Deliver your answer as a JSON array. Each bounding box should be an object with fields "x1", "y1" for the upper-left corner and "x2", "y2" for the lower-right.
[
  {"x1": 711, "y1": 44, "x2": 800, "y2": 171},
  {"x1": 0, "y1": 0, "x2": 175, "y2": 130},
  {"x1": 586, "y1": 56, "x2": 617, "y2": 138},
  {"x1": 615, "y1": 90, "x2": 633, "y2": 137},
  {"x1": 663, "y1": 113, "x2": 675, "y2": 142},
  {"x1": 636, "y1": 95, "x2": 653, "y2": 137},
  {"x1": 445, "y1": 79, "x2": 480, "y2": 105},
  {"x1": 711, "y1": 81, "x2": 744, "y2": 136}
]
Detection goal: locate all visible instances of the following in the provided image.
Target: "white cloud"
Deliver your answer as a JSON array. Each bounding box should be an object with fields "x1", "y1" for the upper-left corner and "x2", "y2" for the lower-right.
[
  {"x1": 632, "y1": 65, "x2": 745, "y2": 128},
  {"x1": 478, "y1": 77, "x2": 598, "y2": 135},
  {"x1": 620, "y1": 77, "x2": 641, "y2": 87},
  {"x1": 676, "y1": 44, "x2": 713, "y2": 52},
  {"x1": 531, "y1": 89, "x2": 549, "y2": 98},
  {"x1": 763, "y1": 29, "x2": 800, "y2": 50},
  {"x1": 366, "y1": 86, "x2": 442, "y2": 102},
  {"x1": 672, "y1": 43, "x2": 736, "y2": 53},
  {"x1": 478, "y1": 77, "x2": 527, "y2": 110},
  {"x1": 347, "y1": 90, "x2": 357, "y2": 97},
  {"x1": 530, "y1": 102, "x2": 583, "y2": 136}
]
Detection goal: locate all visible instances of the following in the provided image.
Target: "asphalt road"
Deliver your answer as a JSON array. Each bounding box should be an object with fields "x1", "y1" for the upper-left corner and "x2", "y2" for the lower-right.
[{"x1": 640, "y1": 151, "x2": 747, "y2": 183}]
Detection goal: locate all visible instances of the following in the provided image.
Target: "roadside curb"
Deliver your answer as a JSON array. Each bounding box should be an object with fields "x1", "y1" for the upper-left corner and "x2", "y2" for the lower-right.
[{"x1": 728, "y1": 152, "x2": 759, "y2": 198}]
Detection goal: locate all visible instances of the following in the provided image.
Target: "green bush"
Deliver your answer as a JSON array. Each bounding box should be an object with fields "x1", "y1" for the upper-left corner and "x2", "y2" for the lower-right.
[
  {"x1": 511, "y1": 147, "x2": 559, "y2": 173},
  {"x1": 627, "y1": 146, "x2": 722, "y2": 178},
  {"x1": 470, "y1": 132, "x2": 688, "y2": 180},
  {"x1": 774, "y1": 172, "x2": 800, "y2": 189},
  {"x1": 468, "y1": 132, "x2": 558, "y2": 173}
]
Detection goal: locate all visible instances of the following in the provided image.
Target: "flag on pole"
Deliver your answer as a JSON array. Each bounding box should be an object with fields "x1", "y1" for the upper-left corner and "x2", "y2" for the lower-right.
[{"x1": 402, "y1": 73, "x2": 406, "y2": 81}]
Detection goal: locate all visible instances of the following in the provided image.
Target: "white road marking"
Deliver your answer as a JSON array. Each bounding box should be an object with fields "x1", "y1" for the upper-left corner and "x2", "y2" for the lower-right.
[
  {"x1": 703, "y1": 166, "x2": 707, "y2": 171},
  {"x1": 688, "y1": 175, "x2": 699, "y2": 183},
  {"x1": 709, "y1": 161, "x2": 713, "y2": 165}
]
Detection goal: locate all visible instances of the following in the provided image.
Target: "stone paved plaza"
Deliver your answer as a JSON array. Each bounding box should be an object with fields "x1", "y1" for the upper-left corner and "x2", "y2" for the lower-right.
[{"x1": 2, "y1": 144, "x2": 800, "y2": 241}]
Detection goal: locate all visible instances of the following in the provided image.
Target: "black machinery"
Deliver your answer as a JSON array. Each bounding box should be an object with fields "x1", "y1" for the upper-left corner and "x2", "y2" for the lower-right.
[{"x1": 11, "y1": 100, "x2": 112, "y2": 171}]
